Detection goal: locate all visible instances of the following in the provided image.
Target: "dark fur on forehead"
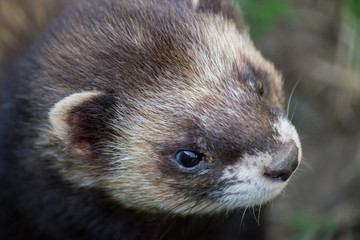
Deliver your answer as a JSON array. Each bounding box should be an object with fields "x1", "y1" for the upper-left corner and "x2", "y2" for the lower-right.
[
  {"x1": 23, "y1": 0, "x2": 203, "y2": 101},
  {"x1": 238, "y1": 61, "x2": 269, "y2": 83},
  {"x1": 21, "y1": 0, "x2": 248, "y2": 114}
]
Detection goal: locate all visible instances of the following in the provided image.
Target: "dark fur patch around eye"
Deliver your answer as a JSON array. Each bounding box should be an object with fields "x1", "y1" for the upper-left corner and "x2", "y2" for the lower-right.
[{"x1": 232, "y1": 62, "x2": 270, "y2": 98}]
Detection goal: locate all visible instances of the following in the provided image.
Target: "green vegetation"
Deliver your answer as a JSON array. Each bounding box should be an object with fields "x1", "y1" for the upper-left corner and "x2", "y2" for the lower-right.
[
  {"x1": 233, "y1": 0, "x2": 294, "y2": 38},
  {"x1": 342, "y1": 0, "x2": 360, "y2": 71},
  {"x1": 287, "y1": 211, "x2": 341, "y2": 240},
  {"x1": 345, "y1": 0, "x2": 360, "y2": 19}
]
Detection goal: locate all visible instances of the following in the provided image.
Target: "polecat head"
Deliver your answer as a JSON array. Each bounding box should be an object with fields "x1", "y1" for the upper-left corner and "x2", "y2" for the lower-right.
[{"x1": 25, "y1": 0, "x2": 302, "y2": 215}]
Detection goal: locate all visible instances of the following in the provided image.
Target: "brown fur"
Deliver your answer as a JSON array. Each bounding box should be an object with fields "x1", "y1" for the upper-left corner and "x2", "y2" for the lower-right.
[{"x1": 0, "y1": 0, "x2": 301, "y2": 239}]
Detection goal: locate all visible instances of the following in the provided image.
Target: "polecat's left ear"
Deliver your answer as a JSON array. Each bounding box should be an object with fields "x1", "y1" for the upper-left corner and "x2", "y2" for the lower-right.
[
  {"x1": 192, "y1": 0, "x2": 244, "y2": 31},
  {"x1": 49, "y1": 91, "x2": 116, "y2": 157}
]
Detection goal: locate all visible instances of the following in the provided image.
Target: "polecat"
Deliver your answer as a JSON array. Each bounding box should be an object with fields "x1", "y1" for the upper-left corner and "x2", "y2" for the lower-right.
[{"x1": 0, "y1": 0, "x2": 302, "y2": 239}]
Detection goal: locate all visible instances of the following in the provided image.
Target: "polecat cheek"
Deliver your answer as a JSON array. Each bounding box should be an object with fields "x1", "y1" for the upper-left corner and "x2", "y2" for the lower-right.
[{"x1": 218, "y1": 152, "x2": 277, "y2": 208}]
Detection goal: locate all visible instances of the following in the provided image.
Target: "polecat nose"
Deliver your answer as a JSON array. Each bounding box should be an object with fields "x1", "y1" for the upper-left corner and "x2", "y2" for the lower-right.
[{"x1": 264, "y1": 143, "x2": 299, "y2": 182}]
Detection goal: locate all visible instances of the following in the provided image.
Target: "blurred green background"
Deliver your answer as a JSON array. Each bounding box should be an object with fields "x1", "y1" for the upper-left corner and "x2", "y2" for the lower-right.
[{"x1": 233, "y1": 0, "x2": 360, "y2": 239}]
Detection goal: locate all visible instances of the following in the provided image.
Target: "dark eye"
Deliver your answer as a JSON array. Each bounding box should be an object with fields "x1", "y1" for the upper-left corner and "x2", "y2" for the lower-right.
[
  {"x1": 175, "y1": 150, "x2": 204, "y2": 168},
  {"x1": 255, "y1": 79, "x2": 264, "y2": 96}
]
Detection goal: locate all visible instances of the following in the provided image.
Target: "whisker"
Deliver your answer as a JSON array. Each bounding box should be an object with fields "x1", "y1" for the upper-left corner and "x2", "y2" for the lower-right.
[
  {"x1": 200, "y1": 199, "x2": 225, "y2": 215},
  {"x1": 299, "y1": 158, "x2": 314, "y2": 172},
  {"x1": 286, "y1": 78, "x2": 302, "y2": 118},
  {"x1": 185, "y1": 195, "x2": 215, "y2": 215},
  {"x1": 290, "y1": 102, "x2": 298, "y2": 122},
  {"x1": 256, "y1": 206, "x2": 261, "y2": 225},
  {"x1": 287, "y1": 181, "x2": 297, "y2": 191},
  {"x1": 268, "y1": 199, "x2": 274, "y2": 209},
  {"x1": 295, "y1": 165, "x2": 309, "y2": 173},
  {"x1": 295, "y1": 115, "x2": 312, "y2": 129},
  {"x1": 199, "y1": 192, "x2": 230, "y2": 214},
  {"x1": 299, "y1": 135, "x2": 314, "y2": 141},
  {"x1": 240, "y1": 206, "x2": 249, "y2": 227},
  {"x1": 169, "y1": 187, "x2": 218, "y2": 217},
  {"x1": 250, "y1": 206, "x2": 257, "y2": 221}
]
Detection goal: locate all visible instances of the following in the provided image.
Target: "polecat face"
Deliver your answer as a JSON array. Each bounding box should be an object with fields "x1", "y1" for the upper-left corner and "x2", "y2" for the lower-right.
[{"x1": 27, "y1": 0, "x2": 302, "y2": 215}]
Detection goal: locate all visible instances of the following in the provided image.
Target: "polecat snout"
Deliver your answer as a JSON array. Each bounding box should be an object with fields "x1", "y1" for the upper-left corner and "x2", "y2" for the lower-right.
[{"x1": 0, "y1": 0, "x2": 302, "y2": 239}]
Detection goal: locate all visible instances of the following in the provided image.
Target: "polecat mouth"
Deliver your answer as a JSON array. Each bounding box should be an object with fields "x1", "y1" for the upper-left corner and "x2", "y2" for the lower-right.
[{"x1": 206, "y1": 117, "x2": 302, "y2": 212}]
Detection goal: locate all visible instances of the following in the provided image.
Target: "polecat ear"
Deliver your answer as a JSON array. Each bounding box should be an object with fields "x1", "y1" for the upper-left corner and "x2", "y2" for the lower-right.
[
  {"x1": 193, "y1": 0, "x2": 224, "y2": 11},
  {"x1": 190, "y1": 0, "x2": 200, "y2": 8},
  {"x1": 193, "y1": 0, "x2": 244, "y2": 30},
  {"x1": 49, "y1": 91, "x2": 115, "y2": 157}
]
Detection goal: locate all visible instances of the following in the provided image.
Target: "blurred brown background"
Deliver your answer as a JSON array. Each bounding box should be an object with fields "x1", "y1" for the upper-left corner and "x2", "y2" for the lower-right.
[{"x1": 235, "y1": 0, "x2": 360, "y2": 239}]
